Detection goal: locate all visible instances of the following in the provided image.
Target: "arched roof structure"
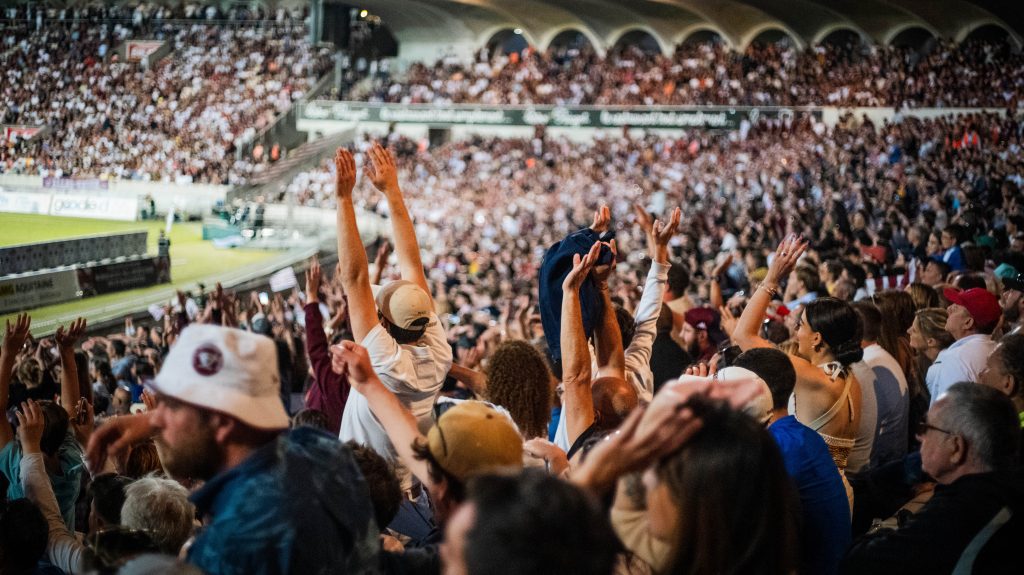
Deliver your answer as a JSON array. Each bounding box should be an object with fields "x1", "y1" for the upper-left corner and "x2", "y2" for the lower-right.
[{"x1": 346, "y1": 0, "x2": 1021, "y2": 60}]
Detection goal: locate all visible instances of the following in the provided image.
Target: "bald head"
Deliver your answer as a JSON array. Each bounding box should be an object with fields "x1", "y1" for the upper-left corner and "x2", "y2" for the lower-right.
[{"x1": 591, "y1": 377, "x2": 638, "y2": 431}]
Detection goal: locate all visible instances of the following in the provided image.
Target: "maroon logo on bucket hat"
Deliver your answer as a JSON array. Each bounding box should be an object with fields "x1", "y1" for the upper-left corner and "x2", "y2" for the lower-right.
[{"x1": 193, "y1": 344, "x2": 224, "y2": 376}]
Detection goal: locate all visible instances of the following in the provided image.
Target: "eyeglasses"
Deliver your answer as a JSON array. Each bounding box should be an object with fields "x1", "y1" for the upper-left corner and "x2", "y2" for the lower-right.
[{"x1": 915, "y1": 420, "x2": 954, "y2": 437}]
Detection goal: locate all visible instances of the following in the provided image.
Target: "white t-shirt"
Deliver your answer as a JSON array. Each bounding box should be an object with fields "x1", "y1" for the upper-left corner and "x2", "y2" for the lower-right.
[
  {"x1": 925, "y1": 334, "x2": 995, "y2": 405},
  {"x1": 338, "y1": 315, "x2": 452, "y2": 461}
]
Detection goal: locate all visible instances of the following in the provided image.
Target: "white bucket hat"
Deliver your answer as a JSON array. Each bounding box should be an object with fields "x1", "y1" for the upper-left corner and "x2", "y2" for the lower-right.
[{"x1": 151, "y1": 324, "x2": 289, "y2": 429}]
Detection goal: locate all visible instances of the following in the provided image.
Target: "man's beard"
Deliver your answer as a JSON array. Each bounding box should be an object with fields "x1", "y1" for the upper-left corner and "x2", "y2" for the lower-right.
[{"x1": 155, "y1": 423, "x2": 221, "y2": 481}]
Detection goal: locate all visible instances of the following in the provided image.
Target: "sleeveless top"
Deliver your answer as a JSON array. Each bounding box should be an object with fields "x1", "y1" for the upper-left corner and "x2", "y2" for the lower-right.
[{"x1": 789, "y1": 361, "x2": 856, "y2": 470}]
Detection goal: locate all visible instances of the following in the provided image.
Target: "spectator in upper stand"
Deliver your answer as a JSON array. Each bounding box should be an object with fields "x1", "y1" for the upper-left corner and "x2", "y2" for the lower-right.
[
  {"x1": 85, "y1": 324, "x2": 380, "y2": 574},
  {"x1": 733, "y1": 348, "x2": 851, "y2": 575},
  {"x1": 920, "y1": 258, "x2": 952, "y2": 287},
  {"x1": 926, "y1": 288, "x2": 1000, "y2": 404},
  {"x1": 333, "y1": 145, "x2": 452, "y2": 471},
  {"x1": 940, "y1": 224, "x2": 968, "y2": 272},
  {"x1": 852, "y1": 301, "x2": 909, "y2": 470},
  {"x1": 843, "y1": 383, "x2": 1022, "y2": 573}
]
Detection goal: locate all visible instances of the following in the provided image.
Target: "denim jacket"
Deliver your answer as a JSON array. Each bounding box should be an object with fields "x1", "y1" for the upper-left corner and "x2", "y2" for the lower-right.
[{"x1": 188, "y1": 427, "x2": 380, "y2": 575}]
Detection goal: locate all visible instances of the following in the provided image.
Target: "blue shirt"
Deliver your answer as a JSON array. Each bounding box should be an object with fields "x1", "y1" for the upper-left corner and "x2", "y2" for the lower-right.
[
  {"x1": 187, "y1": 427, "x2": 380, "y2": 575},
  {"x1": 1, "y1": 429, "x2": 84, "y2": 529},
  {"x1": 769, "y1": 415, "x2": 851, "y2": 575}
]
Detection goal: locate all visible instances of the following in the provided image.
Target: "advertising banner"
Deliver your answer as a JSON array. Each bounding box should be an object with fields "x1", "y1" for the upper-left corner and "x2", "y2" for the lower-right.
[
  {"x1": 49, "y1": 195, "x2": 137, "y2": 221},
  {"x1": 42, "y1": 177, "x2": 110, "y2": 191},
  {"x1": 76, "y1": 257, "x2": 161, "y2": 296},
  {"x1": 2, "y1": 125, "x2": 43, "y2": 141},
  {"x1": 126, "y1": 40, "x2": 165, "y2": 62},
  {"x1": 301, "y1": 101, "x2": 821, "y2": 130},
  {"x1": 0, "y1": 270, "x2": 80, "y2": 314},
  {"x1": 0, "y1": 191, "x2": 51, "y2": 215}
]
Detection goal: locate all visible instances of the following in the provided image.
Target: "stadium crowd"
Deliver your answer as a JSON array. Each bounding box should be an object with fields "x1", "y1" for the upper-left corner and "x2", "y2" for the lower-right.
[
  {"x1": 0, "y1": 15, "x2": 331, "y2": 184},
  {"x1": 362, "y1": 39, "x2": 1024, "y2": 109},
  {"x1": 1, "y1": 109, "x2": 1023, "y2": 571}
]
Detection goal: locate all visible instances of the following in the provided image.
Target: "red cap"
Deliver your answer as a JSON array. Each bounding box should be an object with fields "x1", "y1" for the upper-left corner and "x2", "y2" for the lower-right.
[{"x1": 943, "y1": 287, "x2": 1001, "y2": 329}]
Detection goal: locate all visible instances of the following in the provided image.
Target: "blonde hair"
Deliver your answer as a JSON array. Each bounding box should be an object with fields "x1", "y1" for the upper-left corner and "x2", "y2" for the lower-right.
[{"x1": 915, "y1": 308, "x2": 955, "y2": 350}]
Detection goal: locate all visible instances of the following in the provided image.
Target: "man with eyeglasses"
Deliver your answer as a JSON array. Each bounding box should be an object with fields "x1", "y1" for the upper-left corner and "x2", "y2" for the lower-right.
[{"x1": 844, "y1": 383, "x2": 1022, "y2": 573}]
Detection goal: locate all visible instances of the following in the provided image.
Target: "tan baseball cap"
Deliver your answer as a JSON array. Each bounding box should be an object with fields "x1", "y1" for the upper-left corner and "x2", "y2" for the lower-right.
[
  {"x1": 373, "y1": 280, "x2": 435, "y2": 332},
  {"x1": 426, "y1": 401, "x2": 524, "y2": 482}
]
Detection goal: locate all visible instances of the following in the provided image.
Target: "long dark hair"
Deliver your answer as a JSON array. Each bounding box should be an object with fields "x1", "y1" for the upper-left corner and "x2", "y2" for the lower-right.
[
  {"x1": 658, "y1": 400, "x2": 800, "y2": 575},
  {"x1": 803, "y1": 297, "x2": 863, "y2": 365}
]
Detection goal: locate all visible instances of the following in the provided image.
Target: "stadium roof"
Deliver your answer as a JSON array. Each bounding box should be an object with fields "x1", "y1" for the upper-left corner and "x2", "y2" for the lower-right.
[{"x1": 352, "y1": 0, "x2": 1022, "y2": 55}]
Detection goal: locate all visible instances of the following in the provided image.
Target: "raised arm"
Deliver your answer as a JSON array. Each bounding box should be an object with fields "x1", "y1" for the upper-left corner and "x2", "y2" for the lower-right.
[
  {"x1": 624, "y1": 209, "x2": 679, "y2": 376},
  {"x1": 562, "y1": 242, "x2": 602, "y2": 446},
  {"x1": 364, "y1": 143, "x2": 431, "y2": 300},
  {"x1": 0, "y1": 314, "x2": 31, "y2": 448},
  {"x1": 54, "y1": 318, "x2": 87, "y2": 417},
  {"x1": 709, "y1": 252, "x2": 733, "y2": 310},
  {"x1": 733, "y1": 235, "x2": 806, "y2": 351},
  {"x1": 335, "y1": 147, "x2": 379, "y2": 343},
  {"x1": 591, "y1": 240, "x2": 626, "y2": 381},
  {"x1": 331, "y1": 341, "x2": 433, "y2": 489}
]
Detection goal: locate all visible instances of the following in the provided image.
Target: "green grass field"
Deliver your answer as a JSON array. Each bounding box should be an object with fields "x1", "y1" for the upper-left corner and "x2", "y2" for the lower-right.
[{"x1": 0, "y1": 214, "x2": 280, "y2": 331}]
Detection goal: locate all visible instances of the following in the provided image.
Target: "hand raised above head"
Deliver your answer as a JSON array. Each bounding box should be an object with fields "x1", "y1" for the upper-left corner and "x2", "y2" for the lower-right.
[
  {"x1": 562, "y1": 241, "x2": 603, "y2": 292},
  {"x1": 363, "y1": 142, "x2": 400, "y2": 194},
  {"x1": 2, "y1": 313, "x2": 31, "y2": 356},
  {"x1": 590, "y1": 205, "x2": 611, "y2": 234},
  {"x1": 334, "y1": 147, "x2": 357, "y2": 199}
]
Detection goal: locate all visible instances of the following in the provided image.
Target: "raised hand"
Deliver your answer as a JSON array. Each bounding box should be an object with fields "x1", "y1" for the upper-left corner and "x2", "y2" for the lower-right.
[
  {"x1": 16, "y1": 400, "x2": 46, "y2": 454},
  {"x1": 650, "y1": 207, "x2": 681, "y2": 264},
  {"x1": 329, "y1": 340, "x2": 377, "y2": 389},
  {"x1": 719, "y1": 305, "x2": 739, "y2": 337},
  {"x1": 524, "y1": 438, "x2": 570, "y2": 477},
  {"x1": 590, "y1": 239, "x2": 618, "y2": 287},
  {"x1": 54, "y1": 317, "x2": 87, "y2": 351},
  {"x1": 574, "y1": 402, "x2": 703, "y2": 495},
  {"x1": 306, "y1": 256, "x2": 322, "y2": 304},
  {"x1": 590, "y1": 205, "x2": 611, "y2": 234},
  {"x1": 86, "y1": 414, "x2": 156, "y2": 472},
  {"x1": 562, "y1": 241, "x2": 603, "y2": 292},
  {"x1": 2, "y1": 313, "x2": 31, "y2": 356},
  {"x1": 334, "y1": 147, "x2": 357, "y2": 200},
  {"x1": 633, "y1": 203, "x2": 654, "y2": 236},
  {"x1": 363, "y1": 142, "x2": 400, "y2": 194},
  {"x1": 765, "y1": 234, "x2": 808, "y2": 287},
  {"x1": 712, "y1": 252, "x2": 734, "y2": 279}
]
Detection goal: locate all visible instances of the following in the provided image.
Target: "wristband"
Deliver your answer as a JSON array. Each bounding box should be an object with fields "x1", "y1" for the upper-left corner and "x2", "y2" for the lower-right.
[{"x1": 759, "y1": 283, "x2": 779, "y2": 298}]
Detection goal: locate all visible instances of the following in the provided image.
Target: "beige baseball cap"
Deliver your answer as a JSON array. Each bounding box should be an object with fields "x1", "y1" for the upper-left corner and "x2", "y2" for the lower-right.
[
  {"x1": 373, "y1": 280, "x2": 435, "y2": 332},
  {"x1": 426, "y1": 401, "x2": 524, "y2": 482}
]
